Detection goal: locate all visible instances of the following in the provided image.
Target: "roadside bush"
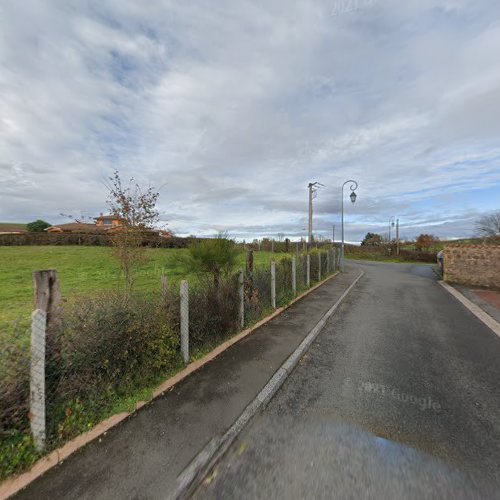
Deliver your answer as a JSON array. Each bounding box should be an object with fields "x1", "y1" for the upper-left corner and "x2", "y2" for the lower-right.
[
  {"x1": 345, "y1": 245, "x2": 437, "y2": 263},
  {"x1": 51, "y1": 293, "x2": 180, "y2": 407},
  {"x1": 276, "y1": 257, "x2": 293, "y2": 306},
  {"x1": 0, "y1": 329, "x2": 30, "y2": 435},
  {"x1": 245, "y1": 266, "x2": 272, "y2": 325},
  {"x1": 189, "y1": 274, "x2": 240, "y2": 353},
  {"x1": 0, "y1": 328, "x2": 38, "y2": 479}
]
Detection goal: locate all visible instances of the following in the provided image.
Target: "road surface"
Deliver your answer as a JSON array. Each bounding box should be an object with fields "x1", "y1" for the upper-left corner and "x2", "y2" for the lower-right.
[{"x1": 194, "y1": 261, "x2": 500, "y2": 499}]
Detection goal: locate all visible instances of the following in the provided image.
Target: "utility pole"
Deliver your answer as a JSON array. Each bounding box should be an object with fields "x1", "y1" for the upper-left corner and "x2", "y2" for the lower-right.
[
  {"x1": 332, "y1": 225, "x2": 335, "y2": 244},
  {"x1": 307, "y1": 182, "x2": 323, "y2": 245},
  {"x1": 396, "y1": 218, "x2": 400, "y2": 255},
  {"x1": 308, "y1": 183, "x2": 313, "y2": 245}
]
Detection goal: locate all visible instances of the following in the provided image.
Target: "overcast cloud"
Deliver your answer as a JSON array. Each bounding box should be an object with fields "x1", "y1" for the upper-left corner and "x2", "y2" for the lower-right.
[{"x1": 1, "y1": 0, "x2": 499, "y2": 242}]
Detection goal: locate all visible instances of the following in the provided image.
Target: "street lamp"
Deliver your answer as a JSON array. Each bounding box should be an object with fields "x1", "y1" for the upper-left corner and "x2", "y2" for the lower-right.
[
  {"x1": 341, "y1": 179, "x2": 358, "y2": 271},
  {"x1": 389, "y1": 216, "x2": 396, "y2": 242}
]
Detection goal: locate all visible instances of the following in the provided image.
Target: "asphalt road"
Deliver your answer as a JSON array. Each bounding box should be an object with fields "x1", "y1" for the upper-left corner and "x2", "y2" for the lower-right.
[{"x1": 194, "y1": 261, "x2": 500, "y2": 499}]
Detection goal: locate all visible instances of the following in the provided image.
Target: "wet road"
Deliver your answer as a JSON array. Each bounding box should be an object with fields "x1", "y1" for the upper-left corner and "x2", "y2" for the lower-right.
[{"x1": 194, "y1": 262, "x2": 500, "y2": 499}]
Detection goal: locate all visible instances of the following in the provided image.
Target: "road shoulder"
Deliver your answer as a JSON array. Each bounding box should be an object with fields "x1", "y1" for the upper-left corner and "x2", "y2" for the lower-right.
[{"x1": 439, "y1": 282, "x2": 500, "y2": 338}]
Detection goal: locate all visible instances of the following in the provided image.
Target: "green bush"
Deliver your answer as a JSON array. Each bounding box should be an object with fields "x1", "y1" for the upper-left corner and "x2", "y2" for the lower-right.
[
  {"x1": 186, "y1": 236, "x2": 241, "y2": 285},
  {"x1": 26, "y1": 220, "x2": 51, "y2": 232}
]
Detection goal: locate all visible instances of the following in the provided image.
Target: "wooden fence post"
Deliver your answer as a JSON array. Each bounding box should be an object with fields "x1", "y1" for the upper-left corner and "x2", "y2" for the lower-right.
[
  {"x1": 33, "y1": 269, "x2": 61, "y2": 331},
  {"x1": 246, "y1": 250, "x2": 254, "y2": 299}
]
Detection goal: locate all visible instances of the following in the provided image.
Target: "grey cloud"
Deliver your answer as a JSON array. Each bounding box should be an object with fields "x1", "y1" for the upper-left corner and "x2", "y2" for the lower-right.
[{"x1": 0, "y1": 0, "x2": 499, "y2": 240}]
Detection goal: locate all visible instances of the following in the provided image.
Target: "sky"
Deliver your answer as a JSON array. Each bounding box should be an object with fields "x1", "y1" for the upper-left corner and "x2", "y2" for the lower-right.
[{"x1": 1, "y1": 0, "x2": 499, "y2": 243}]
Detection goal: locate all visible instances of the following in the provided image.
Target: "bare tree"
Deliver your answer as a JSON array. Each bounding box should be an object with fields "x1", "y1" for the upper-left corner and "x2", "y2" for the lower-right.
[
  {"x1": 476, "y1": 210, "x2": 500, "y2": 238},
  {"x1": 106, "y1": 170, "x2": 160, "y2": 298}
]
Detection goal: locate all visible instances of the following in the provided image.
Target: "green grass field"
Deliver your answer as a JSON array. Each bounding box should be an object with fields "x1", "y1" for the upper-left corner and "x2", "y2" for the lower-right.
[{"x1": 0, "y1": 246, "x2": 280, "y2": 337}]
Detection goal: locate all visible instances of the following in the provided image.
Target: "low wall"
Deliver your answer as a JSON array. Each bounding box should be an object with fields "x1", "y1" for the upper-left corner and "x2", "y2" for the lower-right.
[{"x1": 444, "y1": 245, "x2": 500, "y2": 289}]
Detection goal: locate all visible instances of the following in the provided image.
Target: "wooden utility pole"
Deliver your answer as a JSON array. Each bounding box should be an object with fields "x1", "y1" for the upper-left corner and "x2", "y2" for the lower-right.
[
  {"x1": 307, "y1": 181, "x2": 324, "y2": 245},
  {"x1": 396, "y1": 219, "x2": 400, "y2": 255},
  {"x1": 308, "y1": 183, "x2": 314, "y2": 244}
]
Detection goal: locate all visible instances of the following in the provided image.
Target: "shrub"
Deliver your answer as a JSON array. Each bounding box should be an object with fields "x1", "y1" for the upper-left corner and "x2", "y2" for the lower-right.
[
  {"x1": 52, "y1": 293, "x2": 180, "y2": 405},
  {"x1": 189, "y1": 274, "x2": 240, "y2": 353},
  {"x1": 186, "y1": 236, "x2": 241, "y2": 285},
  {"x1": 26, "y1": 220, "x2": 51, "y2": 232}
]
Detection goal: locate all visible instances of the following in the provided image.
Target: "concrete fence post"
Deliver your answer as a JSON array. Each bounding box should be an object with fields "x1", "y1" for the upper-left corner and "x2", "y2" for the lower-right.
[
  {"x1": 30, "y1": 269, "x2": 61, "y2": 451},
  {"x1": 271, "y1": 261, "x2": 276, "y2": 309},
  {"x1": 30, "y1": 309, "x2": 47, "y2": 451},
  {"x1": 292, "y1": 255, "x2": 297, "y2": 295},
  {"x1": 238, "y1": 271, "x2": 244, "y2": 329},
  {"x1": 161, "y1": 274, "x2": 168, "y2": 301},
  {"x1": 180, "y1": 280, "x2": 189, "y2": 363},
  {"x1": 318, "y1": 252, "x2": 322, "y2": 281},
  {"x1": 306, "y1": 255, "x2": 311, "y2": 288},
  {"x1": 326, "y1": 250, "x2": 330, "y2": 274}
]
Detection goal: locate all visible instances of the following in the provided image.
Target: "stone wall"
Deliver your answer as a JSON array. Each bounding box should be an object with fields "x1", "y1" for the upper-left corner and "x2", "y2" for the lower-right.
[{"x1": 444, "y1": 245, "x2": 500, "y2": 289}]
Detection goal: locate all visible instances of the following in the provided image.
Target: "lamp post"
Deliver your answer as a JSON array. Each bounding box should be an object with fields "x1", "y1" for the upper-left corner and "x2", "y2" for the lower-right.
[
  {"x1": 389, "y1": 216, "x2": 396, "y2": 242},
  {"x1": 341, "y1": 179, "x2": 358, "y2": 271},
  {"x1": 396, "y1": 218, "x2": 400, "y2": 255}
]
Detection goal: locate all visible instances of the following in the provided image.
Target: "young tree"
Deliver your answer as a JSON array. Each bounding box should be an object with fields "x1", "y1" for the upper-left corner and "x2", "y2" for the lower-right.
[
  {"x1": 186, "y1": 234, "x2": 240, "y2": 286},
  {"x1": 415, "y1": 234, "x2": 440, "y2": 252},
  {"x1": 476, "y1": 210, "x2": 500, "y2": 238},
  {"x1": 106, "y1": 170, "x2": 160, "y2": 298},
  {"x1": 27, "y1": 219, "x2": 51, "y2": 232},
  {"x1": 361, "y1": 232, "x2": 382, "y2": 246}
]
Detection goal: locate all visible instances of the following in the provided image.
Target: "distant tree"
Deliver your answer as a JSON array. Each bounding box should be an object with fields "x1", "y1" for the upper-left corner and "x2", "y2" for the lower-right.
[
  {"x1": 106, "y1": 170, "x2": 160, "y2": 298},
  {"x1": 415, "y1": 234, "x2": 440, "y2": 252},
  {"x1": 476, "y1": 210, "x2": 500, "y2": 237},
  {"x1": 27, "y1": 219, "x2": 51, "y2": 232},
  {"x1": 361, "y1": 232, "x2": 382, "y2": 246}
]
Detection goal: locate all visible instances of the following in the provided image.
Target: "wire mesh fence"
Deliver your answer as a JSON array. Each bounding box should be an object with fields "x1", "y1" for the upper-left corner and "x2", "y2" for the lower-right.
[{"x1": 0, "y1": 248, "x2": 338, "y2": 479}]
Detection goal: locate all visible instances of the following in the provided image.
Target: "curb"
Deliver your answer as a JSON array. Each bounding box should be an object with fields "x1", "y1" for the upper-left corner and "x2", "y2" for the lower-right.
[
  {"x1": 0, "y1": 271, "x2": 341, "y2": 500},
  {"x1": 439, "y1": 282, "x2": 500, "y2": 338},
  {"x1": 172, "y1": 270, "x2": 365, "y2": 499}
]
